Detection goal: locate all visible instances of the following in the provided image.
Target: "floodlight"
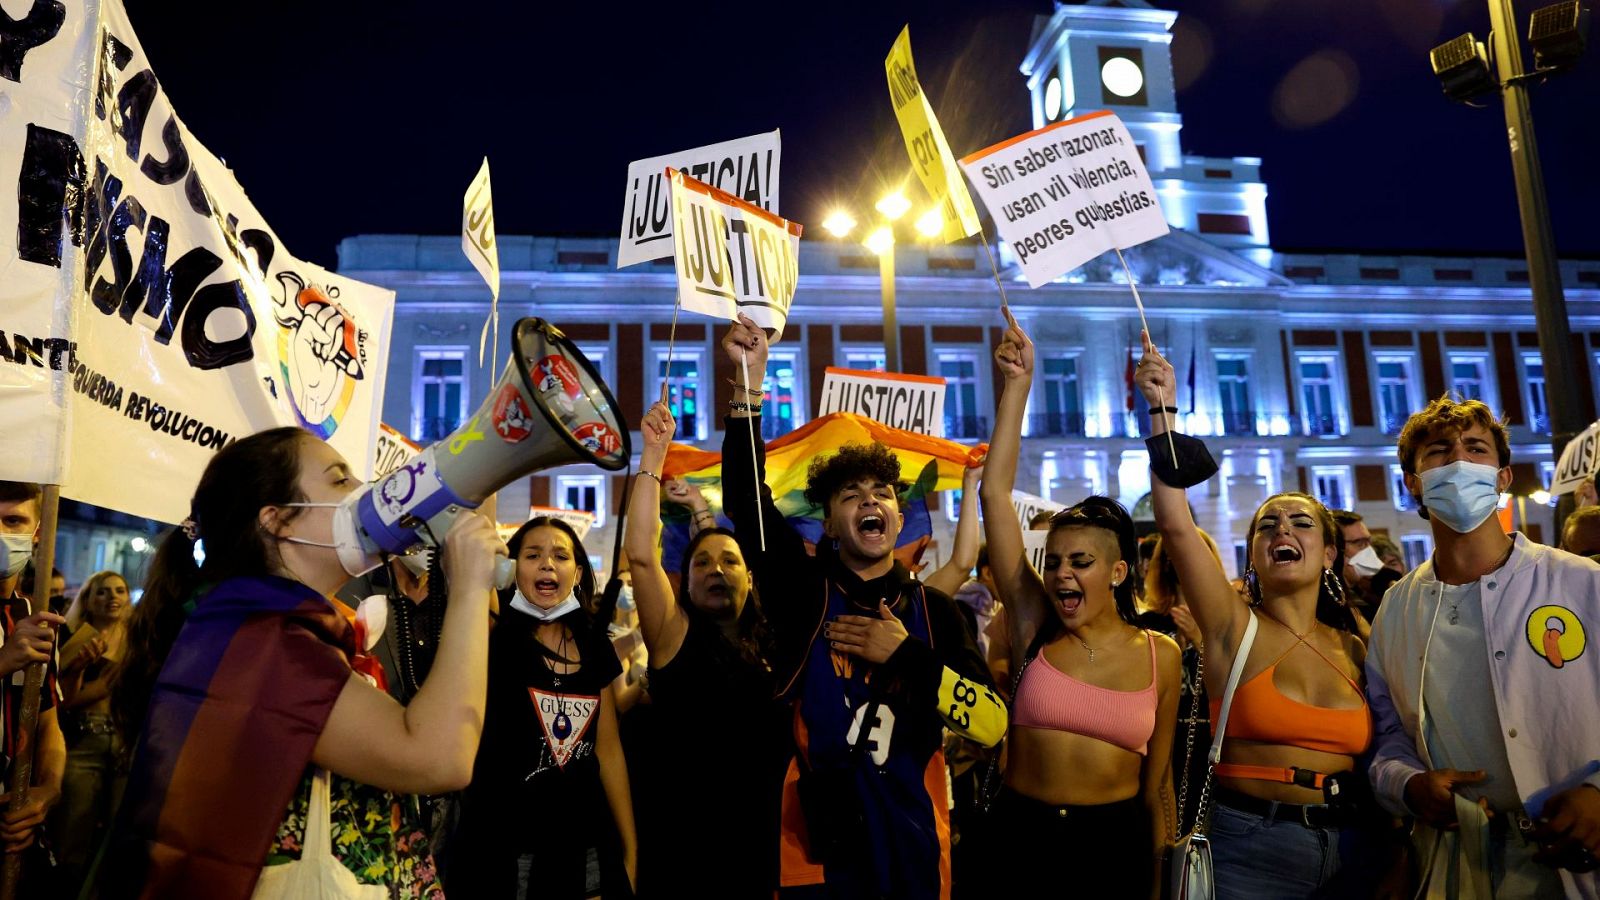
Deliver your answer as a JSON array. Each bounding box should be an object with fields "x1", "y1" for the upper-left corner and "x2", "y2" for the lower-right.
[
  {"x1": 1529, "y1": 1, "x2": 1588, "y2": 69},
  {"x1": 1430, "y1": 33, "x2": 1498, "y2": 102}
]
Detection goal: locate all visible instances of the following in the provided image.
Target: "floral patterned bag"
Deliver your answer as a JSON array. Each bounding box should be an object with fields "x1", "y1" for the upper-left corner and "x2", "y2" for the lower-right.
[{"x1": 253, "y1": 768, "x2": 389, "y2": 900}]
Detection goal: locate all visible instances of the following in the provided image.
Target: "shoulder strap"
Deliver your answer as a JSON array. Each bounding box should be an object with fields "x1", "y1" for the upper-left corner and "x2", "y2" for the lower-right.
[{"x1": 1208, "y1": 612, "x2": 1258, "y2": 766}]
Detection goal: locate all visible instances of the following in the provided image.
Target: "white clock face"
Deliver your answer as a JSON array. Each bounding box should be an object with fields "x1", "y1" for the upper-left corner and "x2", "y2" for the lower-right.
[
  {"x1": 1044, "y1": 76, "x2": 1062, "y2": 120},
  {"x1": 1101, "y1": 56, "x2": 1144, "y2": 98}
]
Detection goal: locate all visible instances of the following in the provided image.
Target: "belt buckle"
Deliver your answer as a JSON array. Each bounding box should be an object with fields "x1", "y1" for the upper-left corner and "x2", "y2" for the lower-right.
[{"x1": 1290, "y1": 766, "x2": 1321, "y2": 789}]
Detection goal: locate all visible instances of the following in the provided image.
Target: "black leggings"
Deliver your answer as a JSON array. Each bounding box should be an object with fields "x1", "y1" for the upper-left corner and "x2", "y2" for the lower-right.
[{"x1": 990, "y1": 787, "x2": 1152, "y2": 897}]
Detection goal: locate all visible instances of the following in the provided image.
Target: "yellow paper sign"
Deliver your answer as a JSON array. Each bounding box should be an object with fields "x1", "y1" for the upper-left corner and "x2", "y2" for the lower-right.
[{"x1": 885, "y1": 26, "x2": 981, "y2": 243}]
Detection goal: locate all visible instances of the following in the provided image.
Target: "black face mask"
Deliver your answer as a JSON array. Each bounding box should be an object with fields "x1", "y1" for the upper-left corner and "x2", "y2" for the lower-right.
[{"x1": 1147, "y1": 432, "x2": 1220, "y2": 489}]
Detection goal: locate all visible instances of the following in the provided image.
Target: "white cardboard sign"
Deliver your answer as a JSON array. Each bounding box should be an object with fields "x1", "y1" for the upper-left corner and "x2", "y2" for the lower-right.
[{"x1": 817, "y1": 367, "x2": 946, "y2": 437}]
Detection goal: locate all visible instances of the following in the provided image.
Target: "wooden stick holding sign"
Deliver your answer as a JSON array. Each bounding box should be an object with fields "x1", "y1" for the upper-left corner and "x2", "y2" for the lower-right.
[
  {"x1": 1113, "y1": 247, "x2": 1178, "y2": 468},
  {"x1": 1, "y1": 486, "x2": 59, "y2": 898}
]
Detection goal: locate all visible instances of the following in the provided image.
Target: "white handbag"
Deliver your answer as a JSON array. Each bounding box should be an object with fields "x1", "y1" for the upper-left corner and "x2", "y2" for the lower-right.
[
  {"x1": 251, "y1": 768, "x2": 389, "y2": 900},
  {"x1": 1169, "y1": 613, "x2": 1258, "y2": 900}
]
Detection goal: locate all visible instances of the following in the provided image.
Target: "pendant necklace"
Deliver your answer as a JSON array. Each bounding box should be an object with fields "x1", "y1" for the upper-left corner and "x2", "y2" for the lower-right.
[
  {"x1": 1074, "y1": 632, "x2": 1098, "y2": 663},
  {"x1": 543, "y1": 626, "x2": 573, "y2": 739}
]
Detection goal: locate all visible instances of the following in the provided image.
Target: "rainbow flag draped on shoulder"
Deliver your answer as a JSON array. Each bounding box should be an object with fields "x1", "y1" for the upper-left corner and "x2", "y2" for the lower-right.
[{"x1": 658, "y1": 412, "x2": 985, "y2": 573}]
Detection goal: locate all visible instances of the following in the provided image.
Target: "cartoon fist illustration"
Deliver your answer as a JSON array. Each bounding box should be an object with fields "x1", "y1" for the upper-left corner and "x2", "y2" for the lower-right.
[{"x1": 275, "y1": 272, "x2": 364, "y2": 424}]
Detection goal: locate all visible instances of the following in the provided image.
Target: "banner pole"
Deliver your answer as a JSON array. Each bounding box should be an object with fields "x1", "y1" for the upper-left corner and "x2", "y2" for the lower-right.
[
  {"x1": 660, "y1": 298, "x2": 682, "y2": 406},
  {"x1": 975, "y1": 221, "x2": 1011, "y2": 317},
  {"x1": 1114, "y1": 248, "x2": 1178, "y2": 468},
  {"x1": 1, "y1": 485, "x2": 59, "y2": 897},
  {"x1": 739, "y1": 347, "x2": 767, "y2": 553}
]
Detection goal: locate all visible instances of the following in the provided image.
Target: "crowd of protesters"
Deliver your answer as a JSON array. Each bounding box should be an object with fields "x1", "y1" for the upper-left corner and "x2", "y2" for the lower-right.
[{"x1": 0, "y1": 307, "x2": 1597, "y2": 900}]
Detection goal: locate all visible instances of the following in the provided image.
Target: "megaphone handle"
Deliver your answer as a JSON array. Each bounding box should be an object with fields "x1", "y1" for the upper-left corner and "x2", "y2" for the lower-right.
[{"x1": 494, "y1": 555, "x2": 516, "y2": 591}]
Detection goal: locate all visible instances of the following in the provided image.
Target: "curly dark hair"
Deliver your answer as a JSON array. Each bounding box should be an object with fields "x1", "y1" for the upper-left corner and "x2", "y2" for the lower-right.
[{"x1": 802, "y1": 442, "x2": 909, "y2": 515}]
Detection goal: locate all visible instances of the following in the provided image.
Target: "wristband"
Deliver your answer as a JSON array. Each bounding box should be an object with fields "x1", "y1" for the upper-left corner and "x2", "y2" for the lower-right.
[
  {"x1": 638, "y1": 470, "x2": 662, "y2": 484},
  {"x1": 729, "y1": 400, "x2": 763, "y2": 413}
]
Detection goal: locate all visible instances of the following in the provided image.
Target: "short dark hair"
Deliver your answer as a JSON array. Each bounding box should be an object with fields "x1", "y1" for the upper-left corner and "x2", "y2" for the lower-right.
[
  {"x1": 1046, "y1": 496, "x2": 1140, "y2": 625},
  {"x1": 0, "y1": 481, "x2": 43, "y2": 508},
  {"x1": 803, "y1": 442, "x2": 907, "y2": 514},
  {"x1": 505, "y1": 516, "x2": 597, "y2": 610},
  {"x1": 1331, "y1": 510, "x2": 1364, "y2": 528}
]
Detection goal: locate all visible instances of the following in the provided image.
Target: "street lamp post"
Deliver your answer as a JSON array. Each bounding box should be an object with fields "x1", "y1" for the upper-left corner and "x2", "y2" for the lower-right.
[
  {"x1": 826, "y1": 191, "x2": 942, "y2": 375},
  {"x1": 1484, "y1": 0, "x2": 1585, "y2": 460},
  {"x1": 878, "y1": 242, "x2": 901, "y2": 373}
]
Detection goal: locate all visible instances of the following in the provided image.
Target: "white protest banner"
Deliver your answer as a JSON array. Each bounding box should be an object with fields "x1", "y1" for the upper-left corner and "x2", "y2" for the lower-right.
[
  {"x1": 529, "y1": 505, "x2": 596, "y2": 541},
  {"x1": 818, "y1": 367, "x2": 946, "y2": 437},
  {"x1": 958, "y1": 111, "x2": 1168, "y2": 288},
  {"x1": 374, "y1": 423, "x2": 422, "y2": 480},
  {"x1": 3, "y1": 0, "x2": 395, "y2": 523},
  {"x1": 1552, "y1": 418, "x2": 1600, "y2": 495},
  {"x1": 462, "y1": 157, "x2": 500, "y2": 368},
  {"x1": 618, "y1": 131, "x2": 780, "y2": 269},
  {"x1": 668, "y1": 168, "x2": 801, "y2": 339},
  {"x1": 885, "y1": 26, "x2": 979, "y2": 243},
  {"x1": 1012, "y1": 489, "x2": 1063, "y2": 530},
  {"x1": 0, "y1": 0, "x2": 100, "y2": 484},
  {"x1": 1023, "y1": 529, "x2": 1050, "y2": 576}
]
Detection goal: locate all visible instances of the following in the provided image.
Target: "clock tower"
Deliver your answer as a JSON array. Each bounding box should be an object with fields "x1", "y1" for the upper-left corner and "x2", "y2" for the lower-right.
[{"x1": 1021, "y1": 0, "x2": 1272, "y2": 264}]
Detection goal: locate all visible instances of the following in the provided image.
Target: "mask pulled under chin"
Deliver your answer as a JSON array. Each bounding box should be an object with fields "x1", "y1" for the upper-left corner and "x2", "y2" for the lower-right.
[
  {"x1": 1419, "y1": 460, "x2": 1502, "y2": 534},
  {"x1": 511, "y1": 590, "x2": 580, "y2": 621}
]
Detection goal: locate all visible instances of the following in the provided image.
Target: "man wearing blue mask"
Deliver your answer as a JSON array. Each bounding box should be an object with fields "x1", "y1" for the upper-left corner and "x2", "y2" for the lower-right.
[{"x1": 1366, "y1": 398, "x2": 1600, "y2": 899}]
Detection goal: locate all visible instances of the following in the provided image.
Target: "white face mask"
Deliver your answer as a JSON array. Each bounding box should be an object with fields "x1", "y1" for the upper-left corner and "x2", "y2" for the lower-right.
[
  {"x1": 511, "y1": 588, "x2": 580, "y2": 621},
  {"x1": 280, "y1": 493, "x2": 382, "y2": 577},
  {"x1": 398, "y1": 548, "x2": 431, "y2": 578},
  {"x1": 1348, "y1": 546, "x2": 1384, "y2": 578},
  {"x1": 1, "y1": 533, "x2": 32, "y2": 580}
]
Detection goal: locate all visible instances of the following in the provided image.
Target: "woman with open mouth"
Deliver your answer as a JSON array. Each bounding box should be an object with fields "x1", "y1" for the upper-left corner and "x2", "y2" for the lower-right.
[
  {"x1": 623, "y1": 401, "x2": 781, "y2": 897},
  {"x1": 980, "y1": 313, "x2": 1183, "y2": 899},
  {"x1": 453, "y1": 516, "x2": 636, "y2": 898},
  {"x1": 1137, "y1": 330, "x2": 1388, "y2": 898}
]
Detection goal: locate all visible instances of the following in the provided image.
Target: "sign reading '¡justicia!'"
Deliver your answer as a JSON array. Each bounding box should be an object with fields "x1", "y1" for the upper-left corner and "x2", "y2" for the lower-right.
[
  {"x1": 818, "y1": 368, "x2": 948, "y2": 438},
  {"x1": 957, "y1": 111, "x2": 1170, "y2": 288},
  {"x1": 667, "y1": 168, "x2": 802, "y2": 339}
]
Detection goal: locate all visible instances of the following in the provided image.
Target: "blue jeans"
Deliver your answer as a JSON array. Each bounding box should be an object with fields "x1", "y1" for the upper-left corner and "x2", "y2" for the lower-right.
[{"x1": 1209, "y1": 801, "x2": 1382, "y2": 899}]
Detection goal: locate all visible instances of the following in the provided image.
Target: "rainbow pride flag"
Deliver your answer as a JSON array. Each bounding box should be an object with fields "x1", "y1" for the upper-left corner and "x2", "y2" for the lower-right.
[{"x1": 657, "y1": 412, "x2": 985, "y2": 574}]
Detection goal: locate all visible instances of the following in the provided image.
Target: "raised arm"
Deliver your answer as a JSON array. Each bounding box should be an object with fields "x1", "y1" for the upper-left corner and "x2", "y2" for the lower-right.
[
  {"x1": 1135, "y1": 331, "x2": 1246, "y2": 658},
  {"x1": 719, "y1": 316, "x2": 809, "y2": 580},
  {"x1": 978, "y1": 311, "x2": 1049, "y2": 663},
  {"x1": 923, "y1": 463, "x2": 985, "y2": 597},
  {"x1": 625, "y1": 402, "x2": 692, "y2": 668},
  {"x1": 665, "y1": 479, "x2": 717, "y2": 538},
  {"x1": 311, "y1": 511, "x2": 499, "y2": 795}
]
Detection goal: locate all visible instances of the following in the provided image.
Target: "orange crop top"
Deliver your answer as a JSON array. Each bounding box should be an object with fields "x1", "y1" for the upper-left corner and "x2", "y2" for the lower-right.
[{"x1": 1208, "y1": 635, "x2": 1372, "y2": 758}]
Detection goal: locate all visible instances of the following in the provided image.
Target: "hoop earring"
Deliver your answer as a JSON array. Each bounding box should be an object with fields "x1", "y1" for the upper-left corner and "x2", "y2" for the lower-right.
[
  {"x1": 1322, "y1": 567, "x2": 1348, "y2": 607},
  {"x1": 1243, "y1": 567, "x2": 1263, "y2": 607}
]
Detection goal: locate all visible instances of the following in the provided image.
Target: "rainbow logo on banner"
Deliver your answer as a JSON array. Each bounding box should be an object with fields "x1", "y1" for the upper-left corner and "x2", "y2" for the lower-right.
[{"x1": 273, "y1": 271, "x2": 367, "y2": 438}]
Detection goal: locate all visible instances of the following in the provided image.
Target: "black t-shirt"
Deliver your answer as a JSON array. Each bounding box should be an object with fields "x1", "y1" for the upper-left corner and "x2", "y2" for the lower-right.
[{"x1": 468, "y1": 609, "x2": 622, "y2": 852}]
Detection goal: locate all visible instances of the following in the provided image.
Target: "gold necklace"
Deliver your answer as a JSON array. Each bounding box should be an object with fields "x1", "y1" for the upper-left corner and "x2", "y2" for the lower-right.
[{"x1": 1073, "y1": 632, "x2": 1099, "y2": 663}]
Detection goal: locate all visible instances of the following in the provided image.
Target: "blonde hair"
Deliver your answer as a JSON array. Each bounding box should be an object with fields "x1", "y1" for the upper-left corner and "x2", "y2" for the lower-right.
[
  {"x1": 1142, "y1": 529, "x2": 1223, "y2": 614},
  {"x1": 66, "y1": 570, "x2": 128, "y2": 631}
]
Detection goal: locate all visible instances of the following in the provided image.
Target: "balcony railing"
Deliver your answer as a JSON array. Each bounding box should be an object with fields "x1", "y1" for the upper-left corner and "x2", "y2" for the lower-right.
[
  {"x1": 1219, "y1": 410, "x2": 1256, "y2": 436},
  {"x1": 1028, "y1": 412, "x2": 1087, "y2": 437},
  {"x1": 416, "y1": 417, "x2": 459, "y2": 442},
  {"x1": 1304, "y1": 413, "x2": 1339, "y2": 437},
  {"x1": 944, "y1": 415, "x2": 990, "y2": 441}
]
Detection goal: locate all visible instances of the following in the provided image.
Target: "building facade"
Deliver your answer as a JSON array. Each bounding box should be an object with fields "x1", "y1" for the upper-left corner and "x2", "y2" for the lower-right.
[{"x1": 337, "y1": 0, "x2": 1600, "y2": 578}]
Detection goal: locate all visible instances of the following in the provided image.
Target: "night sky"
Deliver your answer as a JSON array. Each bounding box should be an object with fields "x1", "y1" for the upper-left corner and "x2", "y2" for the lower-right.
[{"x1": 124, "y1": 0, "x2": 1599, "y2": 270}]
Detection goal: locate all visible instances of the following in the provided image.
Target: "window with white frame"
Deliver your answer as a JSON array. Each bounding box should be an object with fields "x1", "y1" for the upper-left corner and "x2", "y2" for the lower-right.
[
  {"x1": 413, "y1": 347, "x2": 469, "y2": 442},
  {"x1": 1522, "y1": 352, "x2": 1550, "y2": 433},
  {"x1": 555, "y1": 474, "x2": 606, "y2": 528},
  {"x1": 1374, "y1": 353, "x2": 1418, "y2": 435},
  {"x1": 945, "y1": 489, "x2": 965, "y2": 523},
  {"x1": 938, "y1": 349, "x2": 985, "y2": 440},
  {"x1": 575, "y1": 343, "x2": 611, "y2": 391},
  {"x1": 1214, "y1": 352, "x2": 1254, "y2": 436},
  {"x1": 1232, "y1": 541, "x2": 1248, "y2": 579},
  {"x1": 761, "y1": 349, "x2": 804, "y2": 440},
  {"x1": 1296, "y1": 353, "x2": 1344, "y2": 437},
  {"x1": 1400, "y1": 534, "x2": 1432, "y2": 570},
  {"x1": 1541, "y1": 461, "x2": 1556, "y2": 490},
  {"x1": 1039, "y1": 354, "x2": 1084, "y2": 436},
  {"x1": 656, "y1": 349, "x2": 707, "y2": 441},
  {"x1": 1125, "y1": 345, "x2": 1151, "y2": 438},
  {"x1": 841, "y1": 347, "x2": 887, "y2": 372},
  {"x1": 1390, "y1": 464, "x2": 1419, "y2": 512},
  {"x1": 1311, "y1": 465, "x2": 1353, "y2": 511},
  {"x1": 1447, "y1": 353, "x2": 1494, "y2": 407}
]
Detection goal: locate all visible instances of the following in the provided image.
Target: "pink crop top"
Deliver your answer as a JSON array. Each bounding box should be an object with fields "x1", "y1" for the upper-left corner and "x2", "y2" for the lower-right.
[{"x1": 1012, "y1": 632, "x2": 1159, "y2": 755}]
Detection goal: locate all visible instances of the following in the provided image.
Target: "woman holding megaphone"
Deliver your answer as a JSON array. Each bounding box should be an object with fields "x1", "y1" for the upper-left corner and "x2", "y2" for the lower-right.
[{"x1": 100, "y1": 426, "x2": 504, "y2": 900}]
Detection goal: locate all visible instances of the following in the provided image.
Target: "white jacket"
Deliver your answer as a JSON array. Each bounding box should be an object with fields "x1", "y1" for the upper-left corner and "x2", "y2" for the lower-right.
[{"x1": 1367, "y1": 533, "x2": 1600, "y2": 900}]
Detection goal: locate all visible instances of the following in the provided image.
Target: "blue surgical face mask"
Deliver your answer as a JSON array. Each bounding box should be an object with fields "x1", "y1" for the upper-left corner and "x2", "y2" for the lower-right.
[
  {"x1": 1420, "y1": 461, "x2": 1503, "y2": 534},
  {"x1": 1, "y1": 533, "x2": 33, "y2": 579},
  {"x1": 511, "y1": 589, "x2": 580, "y2": 621}
]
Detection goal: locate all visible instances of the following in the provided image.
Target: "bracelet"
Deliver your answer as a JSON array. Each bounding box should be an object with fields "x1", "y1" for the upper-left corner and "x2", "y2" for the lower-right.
[
  {"x1": 1151, "y1": 406, "x2": 1180, "y2": 417},
  {"x1": 692, "y1": 509, "x2": 716, "y2": 520},
  {"x1": 729, "y1": 400, "x2": 763, "y2": 413},
  {"x1": 725, "y1": 378, "x2": 766, "y2": 396},
  {"x1": 637, "y1": 469, "x2": 662, "y2": 484}
]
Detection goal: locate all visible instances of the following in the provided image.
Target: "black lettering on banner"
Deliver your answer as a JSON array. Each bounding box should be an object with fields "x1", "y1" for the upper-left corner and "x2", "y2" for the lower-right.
[
  {"x1": 181, "y1": 280, "x2": 255, "y2": 370},
  {"x1": 15, "y1": 123, "x2": 86, "y2": 267},
  {"x1": 88, "y1": 185, "x2": 146, "y2": 317},
  {"x1": 93, "y1": 30, "x2": 132, "y2": 119},
  {"x1": 139, "y1": 115, "x2": 189, "y2": 185},
  {"x1": 0, "y1": 0, "x2": 65, "y2": 83},
  {"x1": 114, "y1": 69, "x2": 157, "y2": 163}
]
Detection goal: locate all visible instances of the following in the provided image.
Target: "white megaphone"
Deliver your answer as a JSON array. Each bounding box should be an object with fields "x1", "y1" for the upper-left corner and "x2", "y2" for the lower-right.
[{"x1": 335, "y1": 317, "x2": 630, "y2": 587}]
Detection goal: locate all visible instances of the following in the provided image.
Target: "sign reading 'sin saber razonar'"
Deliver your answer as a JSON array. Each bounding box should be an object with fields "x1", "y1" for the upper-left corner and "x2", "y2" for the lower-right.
[
  {"x1": 667, "y1": 168, "x2": 801, "y2": 339},
  {"x1": 958, "y1": 111, "x2": 1168, "y2": 288}
]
